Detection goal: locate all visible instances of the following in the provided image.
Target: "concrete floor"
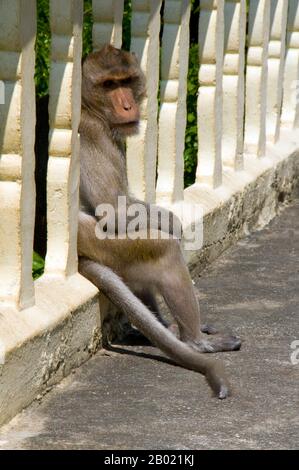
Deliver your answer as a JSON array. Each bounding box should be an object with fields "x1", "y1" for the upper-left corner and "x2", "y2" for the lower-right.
[{"x1": 0, "y1": 199, "x2": 298, "y2": 450}]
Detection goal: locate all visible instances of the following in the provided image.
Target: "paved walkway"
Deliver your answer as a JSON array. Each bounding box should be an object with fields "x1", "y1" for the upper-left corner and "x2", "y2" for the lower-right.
[{"x1": 0, "y1": 199, "x2": 298, "y2": 450}]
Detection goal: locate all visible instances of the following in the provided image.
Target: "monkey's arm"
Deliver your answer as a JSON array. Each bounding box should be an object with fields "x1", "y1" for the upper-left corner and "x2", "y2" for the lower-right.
[{"x1": 112, "y1": 197, "x2": 182, "y2": 239}]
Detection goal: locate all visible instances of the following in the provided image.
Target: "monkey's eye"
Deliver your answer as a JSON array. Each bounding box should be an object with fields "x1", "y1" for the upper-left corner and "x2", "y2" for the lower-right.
[
  {"x1": 120, "y1": 77, "x2": 133, "y2": 86},
  {"x1": 102, "y1": 80, "x2": 115, "y2": 88}
]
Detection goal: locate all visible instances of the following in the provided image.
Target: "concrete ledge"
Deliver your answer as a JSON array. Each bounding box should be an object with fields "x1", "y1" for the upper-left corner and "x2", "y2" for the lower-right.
[
  {"x1": 0, "y1": 274, "x2": 100, "y2": 426},
  {"x1": 181, "y1": 129, "x2": 299, "y2": 272}
]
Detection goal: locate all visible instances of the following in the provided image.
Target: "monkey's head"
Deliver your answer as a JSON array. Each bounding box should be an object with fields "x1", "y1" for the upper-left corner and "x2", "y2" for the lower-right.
[{"x1": 82, "y1": 44, "x2": 146, "y2": 137}]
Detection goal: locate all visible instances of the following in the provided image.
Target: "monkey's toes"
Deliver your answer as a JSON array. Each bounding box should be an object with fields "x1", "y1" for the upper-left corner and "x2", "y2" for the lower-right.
[
  {"x1": 192, "y1": 334, "x2": 242, "y2": 353},
  {"x1": 213, "y1": 334, "x2": 242, "y2": 352},
  {"x1": 228, "y1": 335, "x2": 242, "y2": 351}
]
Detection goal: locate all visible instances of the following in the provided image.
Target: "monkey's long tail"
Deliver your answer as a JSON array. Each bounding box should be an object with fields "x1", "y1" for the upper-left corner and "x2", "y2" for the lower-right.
[{"x1": 79, "y1": 257, "x2": 230, "y2": 399}]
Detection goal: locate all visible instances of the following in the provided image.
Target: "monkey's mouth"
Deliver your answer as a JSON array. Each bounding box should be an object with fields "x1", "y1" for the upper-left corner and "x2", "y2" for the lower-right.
[
  {"x1": 116, "y1": 121, "x2": 140, "y2": 134},
  {"x1": 117, "y1": 121, "x2": 139, "y2": 128}
]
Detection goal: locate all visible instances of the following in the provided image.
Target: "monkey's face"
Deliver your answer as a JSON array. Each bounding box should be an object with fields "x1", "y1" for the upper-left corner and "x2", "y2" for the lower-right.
[
  {"x1": 102, "y1": 77, "x2": 141, "y2": 136},
  {"x1": 82, "y1": 45, "x2": 146, "y2": 137}
]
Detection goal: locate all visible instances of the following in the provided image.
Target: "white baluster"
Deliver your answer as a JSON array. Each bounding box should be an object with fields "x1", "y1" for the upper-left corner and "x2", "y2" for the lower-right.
[
  {"x1": 155, "y1": 0, "x2": 191, "y2": 204},
  {"x1": 244, "y1": 0, "x2": 270, "y2": 156},
  {"x1": 222, "y1": 0, "x2": 246, "y2": 170},
  {"x1": 126, "y1": 0, "x2": 162, "y2": 203},
  {"x1": 0, "y1": 0, "x2": 36, "y2": 309},
  {"x1": 46, "y1": 0, "x2": 83, "y2": 277},
  {"x1": 92, "y1": 0, "x2": 124, "y2": 50},
  {"x1": 197, "y1": 0, "x2": 224, "y2": 188},
  {"x1": 266, "y1": 0, "x2": 288, "y2": 143},
  {"x1": 281, "y1": 0, "x2": 299, "y2": 129}
]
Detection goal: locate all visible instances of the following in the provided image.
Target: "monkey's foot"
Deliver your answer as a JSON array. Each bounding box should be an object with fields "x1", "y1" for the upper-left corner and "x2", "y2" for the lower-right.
[
  {"x1": 170, "y1": 323, "x2": 218, "y2": 336},
  {"x1": 190, "y1": 334, "x2": 241, "y2": 353}
]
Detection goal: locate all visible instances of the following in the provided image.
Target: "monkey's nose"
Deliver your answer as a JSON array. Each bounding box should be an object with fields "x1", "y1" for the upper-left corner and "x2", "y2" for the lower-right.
[{"x1": 124, "y1": 104, "x2": 132, "y2": 111}]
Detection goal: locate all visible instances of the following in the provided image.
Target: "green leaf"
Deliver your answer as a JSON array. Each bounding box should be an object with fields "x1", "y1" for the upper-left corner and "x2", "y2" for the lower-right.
[{"x1": 32, "y1": 251, "x2": 45, "y2": 280}]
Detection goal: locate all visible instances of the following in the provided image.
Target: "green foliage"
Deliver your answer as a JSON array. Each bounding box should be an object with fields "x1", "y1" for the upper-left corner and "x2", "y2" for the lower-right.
[
  {"x1": 184, "y1": 44, "x2": 199, "y2": 188},
  {"x1": 122, "y1": 0, "x2": 132, "y2": 51},
  {"x1": 32, "y1": 252, "x2": 45, "y2": 280},
  {"x1": 183, "y1": 0, "x2": 199, "y2": 188},
  {"x1": 35, "y1": 0, "x2": 50, "y2": 97},
  {"x1": 82, "y1": 0, "x2": 93, "y2": 58}
]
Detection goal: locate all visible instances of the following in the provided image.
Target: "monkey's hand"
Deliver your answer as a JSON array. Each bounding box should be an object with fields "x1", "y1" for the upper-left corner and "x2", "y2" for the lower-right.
[
  {"x1": 128, "y1": 199, "x2": 183, "y2": 240},
  {"x1": 152, "y1": 204, "x2": 182, "y2": 240},
  {"x1": 97, "y1": 199, "x2": 183, "y2": 240}
]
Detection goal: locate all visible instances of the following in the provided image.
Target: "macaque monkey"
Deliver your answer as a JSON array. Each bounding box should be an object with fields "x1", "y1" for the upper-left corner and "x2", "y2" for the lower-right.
[{"x1": 78, "y1": 44, "x2": 241, "y2": 399}]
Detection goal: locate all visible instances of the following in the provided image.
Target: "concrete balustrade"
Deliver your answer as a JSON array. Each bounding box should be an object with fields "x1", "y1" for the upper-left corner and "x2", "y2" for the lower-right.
[{"x1": 0, "y1": 0, "x2": 298, "y2": 427}]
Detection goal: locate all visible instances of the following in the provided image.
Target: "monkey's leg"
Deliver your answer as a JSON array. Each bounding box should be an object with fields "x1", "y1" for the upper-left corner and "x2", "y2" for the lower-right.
[
  {"x1": 137, "y1": 290, "x2": 182, "y2": 337},
  {"x1": 115, "y1": 288, "x2": 166, "y2": 345},
  {"x1": 193, "y1": 290, "x2": 221, "y2": 335},
  {"x1": 193, "y1": 288, "x2": 244, "y2": 335},
  {"x1": 123, "y1": 240, "x2": 240, "y2": 352},
  {"x1": 79, "y1": 257, "x2": 230, "y2": 398},
  {"x1": 119, "y1": 289, "x2": 171, "y2": 345},
  {"x1": 150, "y1": 292, "x2": 216, "y2": 339},
  {"x1": 157, "y1": 243, "x2": 241, "y2": 353},
  {"x1": 78, "y1": 213, "x2": 240, "y2": 353},
  {"x1": 137, "y1": 290, "x2": 169, "y2": 328}
]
